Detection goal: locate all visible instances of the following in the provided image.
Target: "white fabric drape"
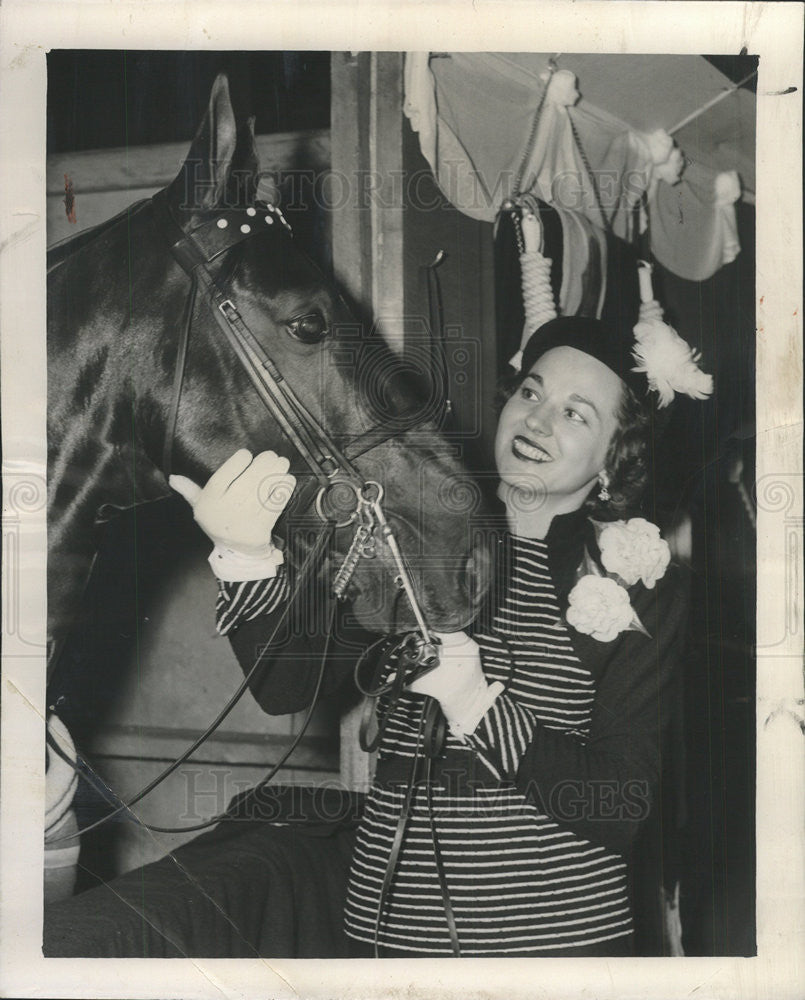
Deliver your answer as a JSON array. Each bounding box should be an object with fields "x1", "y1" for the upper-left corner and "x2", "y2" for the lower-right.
[{"x1": 404, "y1": 53, "x2": 745, "y2": 281}]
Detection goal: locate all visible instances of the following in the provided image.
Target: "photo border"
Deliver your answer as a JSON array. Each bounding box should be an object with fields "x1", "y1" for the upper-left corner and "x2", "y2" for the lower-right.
[{"x1": 1, "y1": 2, "x2": 802, "y2": 998}]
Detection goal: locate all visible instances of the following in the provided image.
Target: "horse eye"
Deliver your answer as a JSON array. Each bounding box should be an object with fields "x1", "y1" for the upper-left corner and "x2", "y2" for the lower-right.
[{"x1": 286, "y1": 311, "x2": 329, "y2": 343}]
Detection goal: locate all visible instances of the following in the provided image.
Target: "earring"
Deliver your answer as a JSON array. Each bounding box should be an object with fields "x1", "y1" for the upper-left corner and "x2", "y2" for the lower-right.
[{"x1": 597, "y1": 471, "x2": 611, "y2": 503}]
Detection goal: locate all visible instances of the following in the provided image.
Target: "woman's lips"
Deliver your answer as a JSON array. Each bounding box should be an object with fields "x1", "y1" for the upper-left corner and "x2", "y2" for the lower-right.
[{"x1": 511, "y1": 435, "x2": 552, "y2": 463}]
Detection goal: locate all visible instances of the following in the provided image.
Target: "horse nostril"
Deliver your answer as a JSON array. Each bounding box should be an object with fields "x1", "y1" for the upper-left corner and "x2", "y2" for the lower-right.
[{"x1": 463, "y1": 539, "x2": 493, "y2": 608}]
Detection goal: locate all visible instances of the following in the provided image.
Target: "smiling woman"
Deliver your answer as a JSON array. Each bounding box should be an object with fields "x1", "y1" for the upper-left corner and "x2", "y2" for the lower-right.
[
  {"x1": 497, "y1": 317, "x2": 654, "y2": 536},
  {"x1": 495, "y1": 346, "x2": 623, "y2": 534},
  {"x1": 195, "y1": 311, "x2": 712, "y2": 956}
]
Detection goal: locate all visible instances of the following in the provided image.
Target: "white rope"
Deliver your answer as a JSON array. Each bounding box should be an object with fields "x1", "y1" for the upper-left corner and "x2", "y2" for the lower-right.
[
  {"x1": 510, "y1": 211, "x2": 558, "y2": 370},
  {"x1": 637, "y1": 259, "x2": 664, "y2": 322},
  {"x1": 522, "y1": 253, "x2": 557, "y2": 332}
]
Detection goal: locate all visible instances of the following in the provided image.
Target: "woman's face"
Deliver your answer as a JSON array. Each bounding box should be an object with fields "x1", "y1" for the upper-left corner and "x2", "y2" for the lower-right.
[{"x1": 495, "y1": 346, "x2": 623, "y2": 518}]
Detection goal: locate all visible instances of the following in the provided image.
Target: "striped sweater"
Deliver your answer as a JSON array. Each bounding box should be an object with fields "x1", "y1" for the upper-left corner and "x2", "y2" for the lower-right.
[
  {"x1": 342, "y1": 534, "x2": 632, "y2": 954},
  {"x1": 216, "y1": 531, "x2": 676, "y2": 955}
]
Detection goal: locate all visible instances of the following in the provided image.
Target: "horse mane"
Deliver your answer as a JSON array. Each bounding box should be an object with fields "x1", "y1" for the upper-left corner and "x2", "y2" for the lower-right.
[{"x1": 47, "y1": 199, "x2": 151, "y2": 275}]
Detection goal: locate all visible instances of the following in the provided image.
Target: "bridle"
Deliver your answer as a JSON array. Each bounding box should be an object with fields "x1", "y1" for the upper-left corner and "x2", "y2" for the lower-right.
[
  {"x1": 152, "y1": 189, "x2": 445, "y2": 628},
  {"x1": 49, "y1": 191, "x2": 463, "y2": 955},
  {"x1": 51, "y1": 191, "x2": 449, "y2": 810}
]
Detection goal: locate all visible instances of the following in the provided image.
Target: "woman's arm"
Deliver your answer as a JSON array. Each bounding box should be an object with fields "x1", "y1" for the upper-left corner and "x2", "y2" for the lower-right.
[
  {"x1": 171, "y1": 450, "x2": 360, "y2": 715},
  {"x1": 221, "y1": 570, "x2": 361, "y2": 716},
  {"x1": 464, "y1": 565, "x2": 688, "y2": 855},
  {"x1": 215, "y1": 574, "x2": 289, "y2": 636}
]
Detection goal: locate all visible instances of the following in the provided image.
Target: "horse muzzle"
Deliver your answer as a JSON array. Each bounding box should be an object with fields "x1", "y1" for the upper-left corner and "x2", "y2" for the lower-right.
[{"x1": 346, "y1": 525, "x2": 495, "y2": 635}]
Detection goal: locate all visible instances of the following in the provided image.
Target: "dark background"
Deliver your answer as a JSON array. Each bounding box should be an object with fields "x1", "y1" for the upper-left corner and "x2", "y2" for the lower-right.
[{"x1": 47, "y1": 50, "x2": 332, "y2": 151}]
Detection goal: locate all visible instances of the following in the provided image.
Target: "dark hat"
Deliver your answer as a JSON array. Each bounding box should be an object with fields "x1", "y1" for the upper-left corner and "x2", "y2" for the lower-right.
[
  {"x1": 520, "y1": 316, "x2": 644, "y2": 397},
  {"x1": 520, "y1": 313, "x2": 714, "y2": 410}
]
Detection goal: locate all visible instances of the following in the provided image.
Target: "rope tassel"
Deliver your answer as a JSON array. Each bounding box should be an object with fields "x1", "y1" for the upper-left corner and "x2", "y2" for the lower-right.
[
  {"x1": 633, "y1": 261, "x2": 713, "y2": 407},
  {"x1": 510, "y1": 210, "x2": 558, "y2": 370}
]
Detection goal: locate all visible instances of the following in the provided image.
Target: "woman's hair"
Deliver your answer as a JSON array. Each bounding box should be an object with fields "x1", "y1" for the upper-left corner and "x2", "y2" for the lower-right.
[
  {"x1": 495, "y1": 367, "x2": 651, "y2": 519},
  {"x1": 591, "y1": 381, "x2": 651, "y2": 518}
]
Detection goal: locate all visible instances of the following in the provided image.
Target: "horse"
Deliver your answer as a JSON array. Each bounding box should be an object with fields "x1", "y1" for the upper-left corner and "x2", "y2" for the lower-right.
[{"x1": 46, "y1": 74, "x2": 492, "y2": 710}]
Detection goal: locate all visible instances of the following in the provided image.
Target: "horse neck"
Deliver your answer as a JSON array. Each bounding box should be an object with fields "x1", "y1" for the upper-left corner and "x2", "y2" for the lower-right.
[
  {"x1": 47, "y1": 430, "x2": 170, "y2": 635},
  {"x1": 47, "y1": 228, "x2": 176, "y2": 639}
]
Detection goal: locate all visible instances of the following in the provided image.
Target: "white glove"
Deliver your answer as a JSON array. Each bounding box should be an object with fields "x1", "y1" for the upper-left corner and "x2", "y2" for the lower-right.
[
  {"x1": 407, "y1": 630, "x2": 503, "y2": 739},
  {"x1": 170, "y1": 449, "x2": 296, "y2": 581}
]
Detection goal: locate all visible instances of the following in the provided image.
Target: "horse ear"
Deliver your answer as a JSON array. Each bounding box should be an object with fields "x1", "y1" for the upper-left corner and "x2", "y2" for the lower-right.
[
  {"x1": 226, "y1": 115, "x2": 260, "y2": 206},
  {"x1": 167, "y1": 73, "x2": 247, "y2": 213}
]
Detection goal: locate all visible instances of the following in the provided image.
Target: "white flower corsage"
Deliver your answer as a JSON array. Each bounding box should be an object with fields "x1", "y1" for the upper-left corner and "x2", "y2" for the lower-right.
[
  {"x1": 566, "y1": 575, "x2": 637, "y2": 643},
  {"x1": 565, "y1": 518, "x2": 670, "y2": 642},
  {"x1": 598, "y1": 517, "x2": 671, "y2": 589}
]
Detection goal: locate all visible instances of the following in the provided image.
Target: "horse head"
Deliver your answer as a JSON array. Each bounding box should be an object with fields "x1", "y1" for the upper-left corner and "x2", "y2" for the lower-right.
[{"x1": 47, "y1": 74, "x2": 492, "y2": 647}]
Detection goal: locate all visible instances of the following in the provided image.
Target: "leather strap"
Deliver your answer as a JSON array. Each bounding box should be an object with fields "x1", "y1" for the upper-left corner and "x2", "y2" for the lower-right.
[
  {"x1": 152, "y1": 190, "x2": 416, "y2": 490},
  {"x1": 419, "y1": 250, "x2": 452, "y2": 430},
  {"x1": 425, "y1": 750, "x2": 461, "y2": 956},
  {"x1": 369, "y1": 701, "x2": 462, "y2": 957},
  {"x1": 357, "y1": 638, "x2": 414, "y2": 754},
  {"x1": 162, "y1": 273, "x2": 196, "y2": 480},
  {"x1": 372, "y1": 704, "x2": 428, "y2": 956}
]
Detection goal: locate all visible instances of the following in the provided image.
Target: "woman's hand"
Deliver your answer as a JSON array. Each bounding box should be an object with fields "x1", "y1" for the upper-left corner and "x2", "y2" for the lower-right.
[
  {"x1": 408, "y1": 631, "x2": 502, "y2": 737},
  {"x1": 170, "y1": 449, "x2": 296, "y2": 559}
]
